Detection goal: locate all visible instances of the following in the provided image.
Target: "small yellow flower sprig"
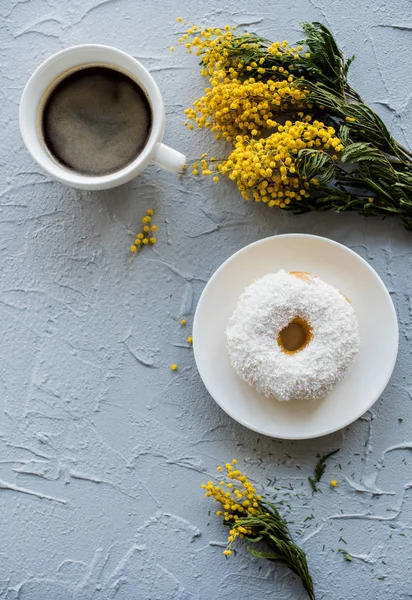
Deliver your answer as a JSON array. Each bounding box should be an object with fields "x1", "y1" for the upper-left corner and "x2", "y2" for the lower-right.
[
  {"x1": 202, "y1": 460, "x2": 316, "y2": 600},
  {"x1": 184, "y1": 75, "x2": 307, "y2": 142},
  {"x1": 179, "y1": 26, "x2": 308, "y2": 142},
  {"x1": 202, "y1": 460, "x2": 260, "y2": 554},
  {"x1": 176, "y1": 23, "x2": 307, "y2": 80},
  {"x1": 197, "y1": 118, "x2": 343, "y2": 206},
  {"x1": 130, "y1": 209, "x2": 158, "y2": 255}
]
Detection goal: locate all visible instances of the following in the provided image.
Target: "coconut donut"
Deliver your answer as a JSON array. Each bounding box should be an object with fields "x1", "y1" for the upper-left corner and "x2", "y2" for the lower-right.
[{"x1": 226, "y1": 270, "x2": 360, "y2": 401}]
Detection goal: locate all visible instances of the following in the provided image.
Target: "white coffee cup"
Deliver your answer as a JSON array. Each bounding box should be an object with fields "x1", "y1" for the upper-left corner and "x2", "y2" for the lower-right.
[{"x1": 19, "y1": 44, "x2": 186, "y2": 190}]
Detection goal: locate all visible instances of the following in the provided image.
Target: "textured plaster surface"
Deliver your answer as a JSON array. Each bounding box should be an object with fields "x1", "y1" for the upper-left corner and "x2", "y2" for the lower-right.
[{"x1": 0, "y1": 0, "x2": 412, "y2": 598}]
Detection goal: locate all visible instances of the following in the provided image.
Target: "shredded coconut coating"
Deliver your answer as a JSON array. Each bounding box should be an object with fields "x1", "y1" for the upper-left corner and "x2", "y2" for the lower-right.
[{"x1": 226, "y1": 270, "x2": 360, "y2": 401}]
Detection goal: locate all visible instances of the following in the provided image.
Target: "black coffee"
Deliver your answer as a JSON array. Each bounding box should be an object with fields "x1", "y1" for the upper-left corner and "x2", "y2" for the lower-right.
[{"x1": 41, "y1": 66, "x2": 152, "y2": 176}]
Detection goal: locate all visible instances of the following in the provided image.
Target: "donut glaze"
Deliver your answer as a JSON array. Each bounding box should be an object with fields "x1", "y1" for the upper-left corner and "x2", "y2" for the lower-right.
[{"x1": 226, "y1": 270, "x2": 360, "y2": 401}]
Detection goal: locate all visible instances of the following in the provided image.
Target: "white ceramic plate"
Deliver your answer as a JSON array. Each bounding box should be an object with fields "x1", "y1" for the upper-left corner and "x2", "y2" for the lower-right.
[{"x1": 193, "y1": 234, "x2": 399, "y2": 440}]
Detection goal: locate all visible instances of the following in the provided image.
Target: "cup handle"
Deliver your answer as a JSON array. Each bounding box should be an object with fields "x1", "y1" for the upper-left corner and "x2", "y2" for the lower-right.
[{"x1": 152, "y1": 142, "x2": 186, "y2": 173}]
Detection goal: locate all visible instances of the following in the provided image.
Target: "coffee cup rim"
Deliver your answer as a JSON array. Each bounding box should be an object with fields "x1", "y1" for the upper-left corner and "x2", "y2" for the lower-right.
[{"x1": 19, "y1": 44, "x2": 166, "y2": 189}]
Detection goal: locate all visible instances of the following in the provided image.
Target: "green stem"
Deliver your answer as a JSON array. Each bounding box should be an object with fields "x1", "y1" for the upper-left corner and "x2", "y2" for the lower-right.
[{"x1": 394, "y1": 141, "x2": 412, "y2": 162}]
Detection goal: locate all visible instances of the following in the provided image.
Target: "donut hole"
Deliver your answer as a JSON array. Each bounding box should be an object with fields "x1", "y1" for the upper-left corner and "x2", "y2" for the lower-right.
[{"x1": 278, "y1": 317, "x2": 312, "y2": 354}]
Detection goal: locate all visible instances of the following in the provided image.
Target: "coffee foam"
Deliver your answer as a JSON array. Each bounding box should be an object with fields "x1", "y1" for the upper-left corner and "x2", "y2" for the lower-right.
[{"x1": 42, "y1": 66, "x2": 152, "y2": 176}]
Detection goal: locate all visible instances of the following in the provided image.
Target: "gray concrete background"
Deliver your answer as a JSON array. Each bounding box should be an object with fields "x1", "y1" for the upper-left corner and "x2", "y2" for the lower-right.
[{"x1": 1, "y1": 0, "x2": 412, "y2": 598}]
